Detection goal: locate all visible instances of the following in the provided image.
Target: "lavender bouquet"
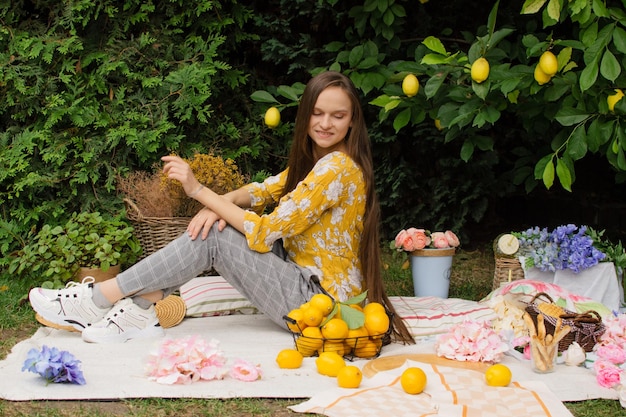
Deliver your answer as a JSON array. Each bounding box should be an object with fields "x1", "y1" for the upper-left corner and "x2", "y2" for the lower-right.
[
  {"x1": 22, "y1": 345, "x2": 86, "y2": 385},
  {"x1": 515, "y1": 224, "x2": 606, "y2": 273}
]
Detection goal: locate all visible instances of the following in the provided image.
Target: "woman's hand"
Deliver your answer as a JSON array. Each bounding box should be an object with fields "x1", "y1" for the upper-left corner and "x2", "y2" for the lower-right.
[
  {"x1": 187, "y1": 207, "x2": 226, "y2": 240},
  {"x1": 161, "y1": 155, "x2": 203, "y2": 198}
]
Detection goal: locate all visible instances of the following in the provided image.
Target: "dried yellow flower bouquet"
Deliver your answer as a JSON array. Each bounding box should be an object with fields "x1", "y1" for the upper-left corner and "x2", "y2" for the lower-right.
[{"x1": 119, "y1": 153, "x2": 246, "y2": 218}]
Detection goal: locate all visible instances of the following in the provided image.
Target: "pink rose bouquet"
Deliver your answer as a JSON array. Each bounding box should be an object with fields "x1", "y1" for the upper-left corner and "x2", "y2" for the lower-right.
[{"x1": 393, "y1": 228, "x2": 460, "y2": 252}]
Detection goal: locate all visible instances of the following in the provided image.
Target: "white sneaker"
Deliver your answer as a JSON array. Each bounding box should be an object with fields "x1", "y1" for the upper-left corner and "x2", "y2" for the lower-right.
[
  {"x1": 81, "y1": 298, "x2": 164, "y2": 343},
  {"x1": 29, "y1": 277, "x2": 111, "y2": 332}
]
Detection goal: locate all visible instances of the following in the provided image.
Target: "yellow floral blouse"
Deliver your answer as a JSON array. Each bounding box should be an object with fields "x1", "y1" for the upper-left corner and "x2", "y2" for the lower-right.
[{"x1": 242, "y1": 151, "x2": 366, "y2": 301}]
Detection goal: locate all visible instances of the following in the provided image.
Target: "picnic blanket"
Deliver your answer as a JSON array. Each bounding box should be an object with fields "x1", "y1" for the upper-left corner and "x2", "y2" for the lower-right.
[{"x1": 0, "y1": 297, "x2": 619, "y2": 416}]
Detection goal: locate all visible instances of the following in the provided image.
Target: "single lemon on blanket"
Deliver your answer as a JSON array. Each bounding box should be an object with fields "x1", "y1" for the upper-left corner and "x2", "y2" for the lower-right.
[
  {"x1": 309, "y1": 293, "x2": 334, "y2": 315},
  {"x1": 321, "y1": 318, "x2": 349, "y2": 339},
  {"x1": 485, "y1": 363, "x2": 512, "y2": 387},
  {"x1": 275, "y1": 349, "x2": 303, "y2": 369},
  {"x1": 400, "y1": 367, "x2": 427, "y2": 394},
  {"x1": 337, "y1": 365, "x2": 363, "y2": 388},
  {"x1": 316, "y1": 351, "x2": 346, "y2": 377}
]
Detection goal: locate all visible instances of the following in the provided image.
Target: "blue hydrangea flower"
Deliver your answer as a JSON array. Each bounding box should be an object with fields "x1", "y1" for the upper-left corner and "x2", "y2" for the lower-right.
[{"x1": 22, "y1": 345, "x2": 86, "y2": 385}]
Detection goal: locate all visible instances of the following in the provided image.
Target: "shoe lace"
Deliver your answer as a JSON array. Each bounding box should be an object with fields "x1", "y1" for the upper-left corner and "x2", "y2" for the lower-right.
[{"x1": 64, "y1": 276, "x2": 96, "y2": 289}]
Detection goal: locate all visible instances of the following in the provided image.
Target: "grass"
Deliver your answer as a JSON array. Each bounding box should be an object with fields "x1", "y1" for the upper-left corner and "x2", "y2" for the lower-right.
[{"x1": 1, "y1": 245, "x2": 625, "y2": 416}]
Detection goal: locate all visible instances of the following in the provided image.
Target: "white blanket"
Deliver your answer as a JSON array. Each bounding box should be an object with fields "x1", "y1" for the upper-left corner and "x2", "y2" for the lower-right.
[{"x1": 0, "y1": 313, "x2": 618, "y2": 405}]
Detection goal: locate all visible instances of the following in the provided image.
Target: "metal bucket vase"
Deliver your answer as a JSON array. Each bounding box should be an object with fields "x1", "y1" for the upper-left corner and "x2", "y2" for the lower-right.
[{"x1": 410, "y1": 248, "x2": 455, "y2": 298}]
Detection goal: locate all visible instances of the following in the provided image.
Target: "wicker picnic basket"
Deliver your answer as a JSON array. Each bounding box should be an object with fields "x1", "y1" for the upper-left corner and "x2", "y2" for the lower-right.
[
  {"x1": 491, "y1": 234, "x2": 525, "y2": 289},
  {"x1": 525, "y1": 292, "x2": 605, "y2": 352},
  {"x1": 124, "y1": 198, "x2": 190, "y2": 260}
]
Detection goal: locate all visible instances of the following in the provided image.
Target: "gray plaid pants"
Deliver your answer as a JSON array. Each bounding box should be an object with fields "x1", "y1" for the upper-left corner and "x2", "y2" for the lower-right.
[{"x1": 117, "y1": 224, "x2": 324, "y2": 329}]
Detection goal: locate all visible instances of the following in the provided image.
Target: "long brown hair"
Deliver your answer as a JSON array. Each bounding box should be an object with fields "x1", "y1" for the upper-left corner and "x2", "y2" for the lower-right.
[{"x1": 282, "y1": 71, "x2": 414, "y2": 344}]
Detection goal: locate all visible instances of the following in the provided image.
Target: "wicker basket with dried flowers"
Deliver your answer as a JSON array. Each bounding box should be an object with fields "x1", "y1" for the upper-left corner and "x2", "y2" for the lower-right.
[{"x1": 118, "y1": 153, "x2": 247, "y2": 259}]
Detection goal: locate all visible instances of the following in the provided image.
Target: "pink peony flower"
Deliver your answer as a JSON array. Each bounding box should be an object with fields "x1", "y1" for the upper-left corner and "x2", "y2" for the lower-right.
[
  {"x1": 594, "y1": 360, "x2": 622, "y2": 388},
  {"x1": 444, "y1": 230, "x2": 460, "y2": 247},
  {"x1": 230, "y1": 359, "x2": 262, "y2": 382},
  {"x1": 146, "y1": 336, "x2": 228, "y2": 385},
  {"x1": 394, "y1": 228, "x2": 459, "y2": 251},
  {"x1": 597, "y1": 344, "x2": 626, "y2": 365},
  {"x1": 430, "y1": 232, "x2": 449, "y2": 248},
  {"x1": 435, "y1": 320, "x2": 509, "y2": 363}
]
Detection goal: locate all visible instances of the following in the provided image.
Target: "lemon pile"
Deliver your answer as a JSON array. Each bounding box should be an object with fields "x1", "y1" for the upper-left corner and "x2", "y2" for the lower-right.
[{"x1": 285, "y1": 293, "x2": 390, "y2": 359}]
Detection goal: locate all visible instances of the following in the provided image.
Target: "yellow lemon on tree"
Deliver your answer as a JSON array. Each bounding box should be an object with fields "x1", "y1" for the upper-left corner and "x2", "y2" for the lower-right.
[
  {"x1": 321, "y1": 318, "x2": 349, "y2": 339},
  {"x1": 470, "y1": 57, "x2": 490, "y2": 83},
  {"x1": 434, "y1": 118, "x2": 443, "y2": 131},
  {"x1": 315, "y1": 351, "x2": 346, "y2": 377},
  {"x1": 533, "y1": 65, "x2": 551, "y2": 85},
  {"x1": 337, "y1": 365, "x2": 363, "y2": 388},
  {"x1": 275, "y1": 349, "x2": 303, "y2": 369},
  {"x1": 608, "y1": 89, "x2": 625, "y2": 112},
  {"x1": 264, "y1": 106, "x2": 281, "y2": 128},
  {"x1": 402, "y1": 73, "x2": 419, "y2": 97},
  {"x1": 400, "y1": 367, "x2": 427, "y2": 394},
  {"x1": 309, "y1": 293, "x2": 334, "y2": 316},
  {"x1": 484, "y1": 363, "x2": 512, "y2": 387},
  {"x1": 539, "y1": 50, "x2": 558, "y2": 76}
]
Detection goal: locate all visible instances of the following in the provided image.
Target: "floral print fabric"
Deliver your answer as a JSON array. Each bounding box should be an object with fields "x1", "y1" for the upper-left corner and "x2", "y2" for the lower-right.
[{"x1": 242, "y1": 152, "x2": 366, "y2": 301}]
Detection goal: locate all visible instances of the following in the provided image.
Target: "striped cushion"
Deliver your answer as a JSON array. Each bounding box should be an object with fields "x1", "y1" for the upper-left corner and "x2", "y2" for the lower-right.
[
  {"x1": 389, "y1": 296, "x2": 497, "y2": 337},
  {"x1": 180, "y1": 276, "x2": 258, "y2": 317}
]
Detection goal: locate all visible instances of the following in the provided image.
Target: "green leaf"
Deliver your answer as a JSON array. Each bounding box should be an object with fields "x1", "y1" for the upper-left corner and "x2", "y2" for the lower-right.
[
  {"x1": 521, "y1": 0, "x2": 547, "y2": 14},
  {"x1": 384, "y1": 99, "x2": 402, "y2": 112},
  {"x1": 542, "y1": 159, "x2": 555, "y2": 189},
  {"x1": 393, "y1": 108, "x2": 411, "y2": 132},
  {"x1": 422, "y1": 36, "x2": 448, "y2": 55},
  {"x1": 613, "y1": 27, "x2": 626, "y2": 54},
  {"x1": 600, "y1": 49, "x2": 621, "y2": 82},
  {"x1": 424, "y1": 73, "x2": 445, "y2": 99},
  {"x1": 556, "y1": 158, "x2": 572, "y2": 191},
  {"x1": 460, "y1": 141, "x2": 475, "y2": 162},
  {"x1": 487, "y1": 1, "x2": 500, "y2": 36},
  {"x1": 587, "y1": 118, "x2": 614, "y2": 152},
  {"x1": 369, "y1": 94, "x2": 395, "y2": 108},
  {"x1": 343, "y1": 291, "x2": 368, "y2": 305},
  {"x1": 250, "y1": 90, "x2": 278, "y2": 103},
  {"x1": 566, "y1": 125, "x2": 587, "y2": 160},
  {"x1": 546, "y1": 0, "x2": 562, "y2": 21},
  {"x1": 421, "y1": 54, "x2": 448, "y2": 65},
  {"x1": 472, "y1": 80, "x2": 490, "y2": 100},
  {"x1": 592, "y1": 0, "x2": 609, "y2": 17},
  {"x1": 339, "y1": 305, "x2": 365, "y2": 329},
  {"x1": 276, "y1": 85, "x2": 300, "y2": 101},
  {"x1": 554, "y1": 107, "x2": 590, "y2": 126},
  {"x1": 581, "y1": 61, "x2": 599, "y2": 93}
]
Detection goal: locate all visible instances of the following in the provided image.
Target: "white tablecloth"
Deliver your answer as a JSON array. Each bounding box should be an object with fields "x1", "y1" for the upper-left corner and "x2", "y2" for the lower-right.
[{"x1": 523, "y1": 261, "x2": 621, "y2": 311}]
